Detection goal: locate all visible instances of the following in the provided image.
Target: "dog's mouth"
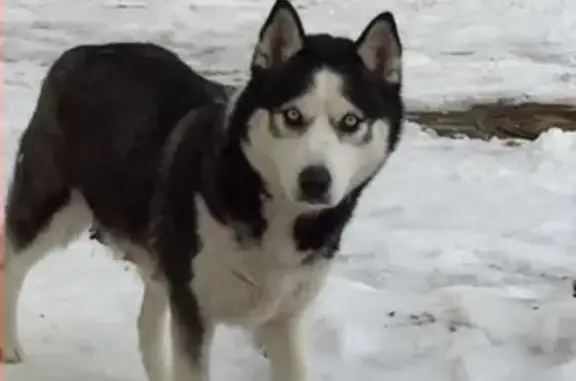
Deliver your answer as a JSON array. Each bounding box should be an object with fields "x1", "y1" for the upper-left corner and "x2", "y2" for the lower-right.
[
  {"x1": 296, "y1": 194, "x2": 331, "y2": 208},
  {"x1": 290, "y1": 192, "x2": 335, "y2": 211}
]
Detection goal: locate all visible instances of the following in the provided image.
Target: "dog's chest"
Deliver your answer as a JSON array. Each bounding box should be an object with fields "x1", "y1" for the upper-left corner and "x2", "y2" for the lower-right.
[{"x1": 191, "y1": 197, "x2": 329, "y2": 326}]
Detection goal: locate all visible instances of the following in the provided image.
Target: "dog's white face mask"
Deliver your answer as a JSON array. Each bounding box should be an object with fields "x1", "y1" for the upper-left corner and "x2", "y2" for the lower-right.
[{"x1": 241, "y1": 2, "x2": 402, "y2": 210}]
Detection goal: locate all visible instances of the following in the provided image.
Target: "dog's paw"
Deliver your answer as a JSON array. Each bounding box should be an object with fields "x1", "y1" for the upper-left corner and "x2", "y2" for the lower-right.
[
  {"x1": 253, "y1": 342, "x2": 268, "y2": 358},
  {"x1": 252, "y1": 335, "x2": 268, "y2": 359},
  {"x1": 1, "y1": 345, "x2": 25, "y2": 364}
]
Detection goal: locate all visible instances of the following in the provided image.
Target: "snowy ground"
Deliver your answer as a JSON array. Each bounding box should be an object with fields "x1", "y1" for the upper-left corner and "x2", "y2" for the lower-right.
[{"x1": 4, "y1": 0, "x2": 576, "y2": 380}]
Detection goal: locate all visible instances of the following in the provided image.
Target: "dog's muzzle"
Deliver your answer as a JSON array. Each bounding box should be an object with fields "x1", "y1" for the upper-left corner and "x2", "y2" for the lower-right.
[{"x1": 297, "y1": 165, "x2": 332, "y2": 205}]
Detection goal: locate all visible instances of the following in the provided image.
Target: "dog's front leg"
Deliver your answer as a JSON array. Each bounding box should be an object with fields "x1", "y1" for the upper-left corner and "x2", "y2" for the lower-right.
[
  {"x1": 169, "y1": 288, "x2": 213, "y2": 381},
  {"x1": 255, "y1": 313, "x2": 307, "y2": 381},
  {"x1": 171, "y1": 321, "x2": 212, "y2": 381}
]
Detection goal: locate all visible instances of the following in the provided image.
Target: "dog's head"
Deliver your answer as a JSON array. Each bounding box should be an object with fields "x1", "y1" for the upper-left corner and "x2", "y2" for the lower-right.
[{"x1": 233, "y1": 0, "x2": 403, "y2": 211}]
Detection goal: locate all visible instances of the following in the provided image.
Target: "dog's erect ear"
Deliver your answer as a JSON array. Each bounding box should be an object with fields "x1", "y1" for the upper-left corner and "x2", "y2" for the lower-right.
[
  {"x1": 355, "y1": 12, "x2": 402, "y2": 84},
  {"x1": 251, "y1": 0, "x2": 306, "y2": 71}
]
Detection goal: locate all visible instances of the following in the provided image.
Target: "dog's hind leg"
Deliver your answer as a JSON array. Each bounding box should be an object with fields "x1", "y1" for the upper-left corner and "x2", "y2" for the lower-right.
[
  {"x1": 2, "y1": 105, "x2": 92, "y2": 363},
  {"x1": 3, "y1": 188, "x2": 91, "y2": 363},
  {"x1": 137, "y1": 280, "x2": 169, "y2": 381}
]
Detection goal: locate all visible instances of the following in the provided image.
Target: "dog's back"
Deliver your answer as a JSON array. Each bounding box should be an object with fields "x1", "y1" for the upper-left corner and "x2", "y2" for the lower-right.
[{"x1": 8, "y1": 42, "x2": 226, "y2": 245}]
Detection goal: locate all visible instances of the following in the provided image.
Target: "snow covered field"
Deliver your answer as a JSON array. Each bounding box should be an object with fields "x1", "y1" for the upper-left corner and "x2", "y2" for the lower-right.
[{"x1": 3, "y1": 0, "x2": 576, "y2": 380}]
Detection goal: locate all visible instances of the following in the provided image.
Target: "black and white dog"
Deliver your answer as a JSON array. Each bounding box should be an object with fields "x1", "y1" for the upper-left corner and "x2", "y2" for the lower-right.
[{"x1": 2, "y1": 1, "x2": 403, "y2": 380}]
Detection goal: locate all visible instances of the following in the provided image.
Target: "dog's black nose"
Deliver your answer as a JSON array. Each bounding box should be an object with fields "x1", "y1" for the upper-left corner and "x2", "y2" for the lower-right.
[{"x1": 298, "y1": 165, "x2": 331, "y2": 203}]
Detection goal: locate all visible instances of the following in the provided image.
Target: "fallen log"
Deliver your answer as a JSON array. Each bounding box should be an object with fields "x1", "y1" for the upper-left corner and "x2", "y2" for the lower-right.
[{"x1": 407, "y1": 101, "x2": 576, "y2": 141}]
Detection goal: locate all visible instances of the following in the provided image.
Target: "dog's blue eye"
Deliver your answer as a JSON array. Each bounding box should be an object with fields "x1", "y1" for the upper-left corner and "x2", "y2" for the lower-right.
[
  {"x1": 339, "y1": 113, "x2": 362, "y2": 133},
  {"x1": 281, "y1": 107, "x2": 305, "y2": 128}
]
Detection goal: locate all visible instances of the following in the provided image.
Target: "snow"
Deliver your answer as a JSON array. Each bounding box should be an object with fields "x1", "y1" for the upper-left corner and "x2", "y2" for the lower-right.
[{"x1": 3, "y1": 0, "x2": 576, "y2": 380}]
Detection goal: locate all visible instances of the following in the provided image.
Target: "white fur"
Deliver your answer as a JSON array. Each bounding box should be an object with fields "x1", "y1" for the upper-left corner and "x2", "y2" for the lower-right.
[
  {"x1": 187, "y1": 195, "x2": 331, "y2": 381},
  {"x1": 192, "y1": 197, "x2": 330, "y2": 327},
  {"x1": 243, "y1": 68, "x2": 391, "y2": 209},
  {"x1": 98, "y1": 237, "x2": 170, "y2": 381},
  {"x1": 138, "y1": 283, "x2": 169, "y2": 381}
]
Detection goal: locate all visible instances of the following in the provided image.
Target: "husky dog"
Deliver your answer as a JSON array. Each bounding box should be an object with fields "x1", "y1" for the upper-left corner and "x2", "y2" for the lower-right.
[{"x1": 2, "y1": 1, "x2": 403, "y2": 380}]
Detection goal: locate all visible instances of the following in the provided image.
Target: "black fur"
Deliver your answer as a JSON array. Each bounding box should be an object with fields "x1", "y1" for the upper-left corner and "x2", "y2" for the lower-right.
[
  {"x1": 146, "y1": 106, "x2": 220, "y2": 352},
  {"x1": 7, "y1": 42, "x2": 227, "y2": 247},
  {"x1": 6, "y1": 43, "x2": 230, "y2": 363}
]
